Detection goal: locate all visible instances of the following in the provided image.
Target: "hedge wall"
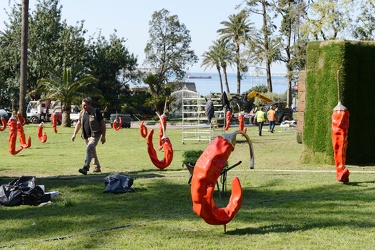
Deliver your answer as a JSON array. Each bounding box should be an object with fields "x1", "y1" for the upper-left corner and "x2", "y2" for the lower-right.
[{"x1": 301, "y1": 40, "x2": 375, "y2": 165}]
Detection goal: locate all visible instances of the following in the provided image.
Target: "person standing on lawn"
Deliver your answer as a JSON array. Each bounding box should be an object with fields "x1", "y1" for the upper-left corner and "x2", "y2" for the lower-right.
[
  {"x1": 267, "y1": 106, "x2": 277, "y2": 133},
  {"x1": 72, "y1": 97, "x2": 106, "y2": 175},
  {"x1": 254, "y1": 106, "x2": 266, "y2": 136}
]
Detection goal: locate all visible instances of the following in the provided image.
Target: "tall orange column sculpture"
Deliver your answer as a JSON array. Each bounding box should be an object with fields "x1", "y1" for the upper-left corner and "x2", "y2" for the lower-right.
[
  {"x1": 332, "y1": 70, "x2": 350, "y2": 183},
  {"x1": 51, "y1": 113, "x2": 58, "y2": 133}
]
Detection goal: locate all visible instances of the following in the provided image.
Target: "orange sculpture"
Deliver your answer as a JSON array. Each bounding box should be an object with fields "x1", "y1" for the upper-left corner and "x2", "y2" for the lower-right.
[
  {"x1": 140, "y1": 120, "x2": 147, "y2": 138},
  {"x1": 17, "y1": 118, "x2": 31, "y2": 149},
  {"x1": 8, "y1": 118, "x2": 23, "y2": 155},
  {"x1": 158, "y1": 114, "x2": 167, "y2": 150},
  {"x1": 224, "y1": 111, "x2": 231, "y2": 130},
  {"x1": 0, "y1": 117, "x2": 6, "y2": 132},
  {"x1": 146, "y1": 129, "x2": 173, "y2": 169},
  {"x1": 332, "y1": 70, "x2": 350, "y2": 183},
  {"x1": 191, "y1": 130, "x2": 254, "y2": 226},
  {"x1": 17, "y1": 112, "x2": 26, "y2": 126},
  {"x1": 238, "y1": 114, "x2": 247, "y2": 134},
  {"x1": 146, "y1": 112, "x2": 173, "y2": 169},
  {"x1": 38, "y1": 122, "x2": 47, "y2": 143},
  {"x1": 113, "y1": 117, "x2": 122, "y2": 131},
  {"x1": 51, "y1": 113, "x2": 58, "y2": 133}
]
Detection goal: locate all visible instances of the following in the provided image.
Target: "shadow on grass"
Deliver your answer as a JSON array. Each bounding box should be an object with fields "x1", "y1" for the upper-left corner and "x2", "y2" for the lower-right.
[{"x1": 1, "y1": 171, "x2": 375, "y2": 246}]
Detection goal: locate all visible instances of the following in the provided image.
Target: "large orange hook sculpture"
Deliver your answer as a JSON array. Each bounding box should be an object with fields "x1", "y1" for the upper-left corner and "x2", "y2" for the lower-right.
[
  {"x1": 38, "y1": 122, "x2": 47, "y2": 143},
  {"x1": 191, "y1": 130, "x2": 254, "y2": 226},
  {"x1": 140, "y1": 120, "x2": 147, "y2": 138},
  {"x1": 51, "y1": 113, "x2": 58, "y2": 133},
  {"x1": 146, "y1": 112, "x2": 173, "y2": 169},
  {"x1": 8, "y1": 117, "x2": 23, "y2": 155},
  {"x1": 0, "y1": 117, "x2": 6, "y2": 132},
  {"x1": 113, "y1": 117, "x2": 122, "y2": 131}
]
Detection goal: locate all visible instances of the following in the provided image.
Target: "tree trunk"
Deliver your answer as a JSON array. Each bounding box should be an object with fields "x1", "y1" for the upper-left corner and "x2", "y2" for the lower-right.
[
  {"x1": 235, "y1": 43, "x2": 241, "y2": 94},
  {"x1": 19, "y1": 0, "x2": 29, "y2": 118},
  {"x1": 61, "y1": 103, "x2": 72, "y2": 127},
  {"x1": 262, "y1": 0, "x2": 273, "y2": 93},
  {"x1": 222, "y1": 66, "x2": 230, "y2": 94},
  {"x1": 216, "y1": 66, "x2": 224, "y2": 95}
]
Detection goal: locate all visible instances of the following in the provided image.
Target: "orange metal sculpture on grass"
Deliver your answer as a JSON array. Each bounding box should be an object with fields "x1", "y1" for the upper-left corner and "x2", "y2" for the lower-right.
[
  {"x1": 139, "y1": 120, "x2": 147, "y2": 138},
  {"x1": 145, "y1": 112, "x2": 173, "y2": 170},
  {"x1": 190, "y1": 130, "x2": 254, "y2": 228},
  {"x1": 8, "y1": 117, "x2": 23, "y2": 155},
  {"x1": 113, "y1": 117, "x2": 122, "y2": 131},
  {"x1": 51, "y1": 113, "x2": 58, "y2": 133},
  {"x1": 332, "y1": 70, "x2": 350, "y2": 183},
  {"x1": 0, "y1": 117, "x2": 6, "y2": 132},
  {"x1": 38, "y1": 122, "x2": 47, "y2": 143}
]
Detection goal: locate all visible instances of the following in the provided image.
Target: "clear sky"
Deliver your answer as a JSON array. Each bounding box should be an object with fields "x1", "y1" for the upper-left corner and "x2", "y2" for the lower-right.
[{"x1": 0, "y1": 0, "x2": 285, "y2": 74}]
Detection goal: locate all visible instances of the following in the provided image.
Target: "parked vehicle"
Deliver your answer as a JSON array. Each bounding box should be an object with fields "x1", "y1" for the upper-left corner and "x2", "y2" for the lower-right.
[
  {"x1": 0, "y1": 105, "x2": 9, "y2": 121},
  {"x1": 26, "y1": 100, "x2": 62, "y2": 124},
  {"x1": 110, "y1": 114, "x2": 131, "y2": 128},
  {"x1": 247, "y1": 91, "x2": 293, "y2": 124},
  {"x1": 69, "y1": 105, "x2": 80, "y2": 125},
  {"x1": 264, "y1": 101, "x2": 293, "y2": 123}
]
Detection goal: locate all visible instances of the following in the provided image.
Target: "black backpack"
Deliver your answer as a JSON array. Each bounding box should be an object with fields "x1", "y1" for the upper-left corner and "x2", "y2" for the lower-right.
[{"x1": 0, "y1": 176, "x2": 51, "y2": 206}]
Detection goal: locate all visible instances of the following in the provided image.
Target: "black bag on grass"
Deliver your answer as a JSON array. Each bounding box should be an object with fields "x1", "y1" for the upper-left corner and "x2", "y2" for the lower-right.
[
  {"x1": 0, "y1": 176, "x2": 51, "y2": 206},
  {"x1": 103, "y1": 174, "x2": 135, "y2": 193}
]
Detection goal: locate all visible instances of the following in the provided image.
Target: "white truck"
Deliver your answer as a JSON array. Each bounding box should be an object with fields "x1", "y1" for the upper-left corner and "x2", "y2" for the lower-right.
[
  {"x1": 26, "y1": 101, "x2": 80, "y2": 124},
  {"x1": 26, "y1": 100, "x2": 62, "y2": 124}
]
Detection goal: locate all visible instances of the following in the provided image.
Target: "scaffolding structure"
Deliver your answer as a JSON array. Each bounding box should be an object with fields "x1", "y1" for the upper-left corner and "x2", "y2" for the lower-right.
[{"x1": 181, "y1": 95, "x2": 224, "y2": 144}]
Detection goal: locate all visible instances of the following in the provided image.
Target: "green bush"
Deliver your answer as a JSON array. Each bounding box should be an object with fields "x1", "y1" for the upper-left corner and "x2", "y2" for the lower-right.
[
  {"x1": 181, "y1": 150, "x2": 204, "y2": 166},
  {"x1": 302, "y1": 40, "x2": 375, "y2": 165}
]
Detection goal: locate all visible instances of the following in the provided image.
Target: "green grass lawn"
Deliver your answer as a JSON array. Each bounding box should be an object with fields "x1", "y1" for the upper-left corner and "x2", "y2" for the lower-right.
[{"x1": 0, "y1": 123, "x2": 374, "y2": 249}]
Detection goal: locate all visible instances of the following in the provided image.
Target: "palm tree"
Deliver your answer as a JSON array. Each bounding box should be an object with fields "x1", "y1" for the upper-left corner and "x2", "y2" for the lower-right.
[
  {"x1": 19, "y1": 0, "x2": 29, "y2": 119},
  {"x1": 37, "y1": 67, "x2": 99, "y2": 127},
  {"x1": 201, "y1": 40, "x2": 234, "y2": 95},
  {"x1": 201, "y1": 43, "x2": 224, "y2": 94},
  {"x1": 218, "y1": 10, "x2": 254, "y2": 94},
  {"x1": 216, "y1": 39, "x2": 235, "y2": 95}
]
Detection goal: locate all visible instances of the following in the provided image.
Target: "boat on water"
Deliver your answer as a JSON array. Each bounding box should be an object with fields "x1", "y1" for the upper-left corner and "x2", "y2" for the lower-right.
[{"x1": 187, "y1": 75, "x2": 212, "y2": 79}]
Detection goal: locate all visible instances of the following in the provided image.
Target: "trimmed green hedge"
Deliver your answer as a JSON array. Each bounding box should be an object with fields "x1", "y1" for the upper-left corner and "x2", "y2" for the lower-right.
[{"x1": 302, "y1": 40, "x2": 375, "y2": 165}]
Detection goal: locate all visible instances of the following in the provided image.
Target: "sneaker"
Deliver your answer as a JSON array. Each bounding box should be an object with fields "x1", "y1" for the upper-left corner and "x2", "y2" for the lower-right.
[
  {"x1": 93, "y1": 167, "x2": 101, "y2": 173},
  {"x1": 79, "y1": 167, "x2": 89, "y2": 175}
]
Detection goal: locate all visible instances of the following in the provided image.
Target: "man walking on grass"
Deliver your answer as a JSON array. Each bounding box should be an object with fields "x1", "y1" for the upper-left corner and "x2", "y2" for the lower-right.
[{"x1": 71, "y1": 97, "x2": 106, "y2": 175}]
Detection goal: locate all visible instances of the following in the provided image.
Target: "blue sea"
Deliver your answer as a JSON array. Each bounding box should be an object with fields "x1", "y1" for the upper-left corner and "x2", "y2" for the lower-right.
[
  {"x1": 131, "y1": 72, "x2": 289, "y2": 96},
  {"x1": 185, "y1": 72, "x2": 289, "y2": 96}
]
